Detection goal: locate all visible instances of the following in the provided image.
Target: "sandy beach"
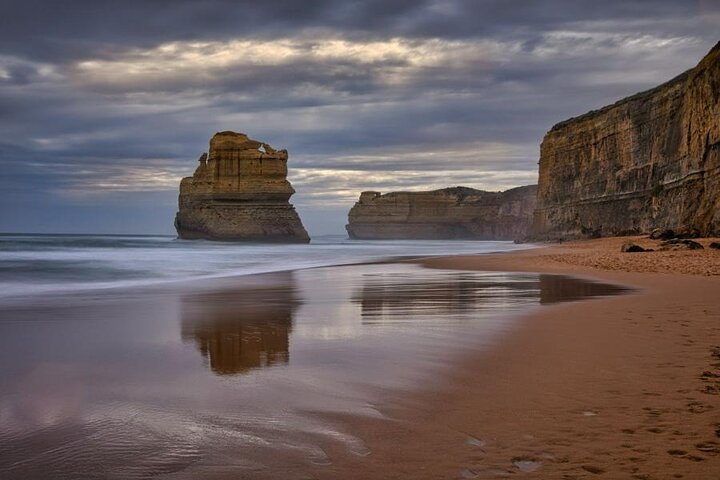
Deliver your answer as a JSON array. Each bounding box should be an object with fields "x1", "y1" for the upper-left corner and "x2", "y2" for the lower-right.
[{"x1": 306, "y1": 236, "x2": 720, "y2": 479}]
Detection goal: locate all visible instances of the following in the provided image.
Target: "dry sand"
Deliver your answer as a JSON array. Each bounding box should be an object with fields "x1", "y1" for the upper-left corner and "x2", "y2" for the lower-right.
[{"x1": 312, "y1": 237, "x2": 720, "y2": 479}]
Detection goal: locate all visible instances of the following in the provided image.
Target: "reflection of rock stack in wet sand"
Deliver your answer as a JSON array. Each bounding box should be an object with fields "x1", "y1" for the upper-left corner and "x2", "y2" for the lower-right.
[
  {"x1": 181, "y1": 274, "x2": 299, "y2": 375},
  {"x1": 175, "y1": 131, "x2": 310, "y2": 243}
]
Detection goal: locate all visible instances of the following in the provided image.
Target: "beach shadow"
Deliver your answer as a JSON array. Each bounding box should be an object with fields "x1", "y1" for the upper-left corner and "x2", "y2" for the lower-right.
[{"x1": 180, "y1": 272, "x2": 300, "y2": 376}]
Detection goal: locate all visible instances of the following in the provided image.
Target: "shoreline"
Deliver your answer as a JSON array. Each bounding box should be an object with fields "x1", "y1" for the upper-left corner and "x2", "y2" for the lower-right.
[
  {"x1": 312, "y1": 236, "x2": 720, "y2": 479},
  {"x1": 0, "y1": 236, "x2": 536, "y2": 307}
]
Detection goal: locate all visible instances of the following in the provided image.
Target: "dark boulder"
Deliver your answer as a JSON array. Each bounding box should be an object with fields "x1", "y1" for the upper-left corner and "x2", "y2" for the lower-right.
[
  {"x1": 649, "y1": 229, "x2": 676, "y2": 240},
  {"x1": 659, "y1": 239, "x2": 704, "y2": 250},
  {"x1": 676, "y1": 228, "x2": 701, "y2": 239},
  {"x1": 621, "y1": 243, "x2": 647, "y2": 253}
]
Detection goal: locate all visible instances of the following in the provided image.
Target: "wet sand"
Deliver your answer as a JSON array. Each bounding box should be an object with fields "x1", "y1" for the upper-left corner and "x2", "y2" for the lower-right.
[
  {"x1": 313, "y1": 237, "x2": 720, "y2": 479},
  {"x1": 0, "y1": 263, "x2": 628, "y2": 479}
]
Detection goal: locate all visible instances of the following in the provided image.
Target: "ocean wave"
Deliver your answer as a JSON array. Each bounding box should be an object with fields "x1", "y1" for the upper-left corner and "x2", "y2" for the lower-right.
[{"x1": 0, "y1": 234, "x2": 533, "y2": 300}]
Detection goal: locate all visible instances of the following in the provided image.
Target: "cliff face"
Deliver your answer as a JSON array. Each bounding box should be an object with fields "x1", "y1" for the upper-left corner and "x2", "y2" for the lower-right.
[
  {"x1": 533, "y1": 41, "x2": 720, "y2": 239},
  {"x1": 346, "y1": 185, "x2": 537, "y2": 240},
  {"x1": 175, "y1": 131, "x2": 310, "y2": 242}
]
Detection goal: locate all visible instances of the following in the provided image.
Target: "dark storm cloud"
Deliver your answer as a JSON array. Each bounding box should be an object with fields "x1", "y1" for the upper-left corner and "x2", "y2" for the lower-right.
[
  {"x1": 0, "y1": 0, "x2": 416, "y2": 62},
  {"x1": 0, "y1": 0, "x2": 718, "y2": 234},
  {"x1": 1, "y1": 0, "x2": 715, "y2": 61}
]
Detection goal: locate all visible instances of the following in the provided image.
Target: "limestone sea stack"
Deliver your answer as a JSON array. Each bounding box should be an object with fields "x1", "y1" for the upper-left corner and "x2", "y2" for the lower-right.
[
  {"x1": 532, "y1": 41, "x2": 720, "y2": 240},
  {"x1": 346, "y1": 185, "x2": 537, "y2": 240},
  {"x1": 175, "y1": 131, "x2": 310, "y2": 243}
]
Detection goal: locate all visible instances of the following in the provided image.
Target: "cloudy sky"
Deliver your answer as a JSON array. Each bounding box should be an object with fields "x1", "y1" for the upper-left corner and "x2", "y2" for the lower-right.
[{"x1": 1, "y1": 1, "x2": 718, "y2": 235}]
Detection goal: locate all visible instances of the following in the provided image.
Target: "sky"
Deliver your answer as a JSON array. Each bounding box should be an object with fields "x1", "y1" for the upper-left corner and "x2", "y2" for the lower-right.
[{"x1": 0, "y1": 1, "x2": 718, "y2": 236}]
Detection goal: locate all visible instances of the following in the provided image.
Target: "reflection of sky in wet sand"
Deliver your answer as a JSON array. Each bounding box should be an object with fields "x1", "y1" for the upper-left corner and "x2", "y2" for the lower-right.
[{"x1": 0, "y1": 265, "x2": 627, "y2": 479}]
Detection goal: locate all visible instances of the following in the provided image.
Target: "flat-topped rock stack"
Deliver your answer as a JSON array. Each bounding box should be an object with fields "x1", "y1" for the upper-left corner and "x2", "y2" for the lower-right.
[
  {"x1": 175, "y1": 131, "x2": 310, "y2": 242},
  {"x1": 346, "y1": 185, "x2": 537, "y2": 240},
  {"x1": 532, "y1": 41, "x2": 720, "y2": 240}
]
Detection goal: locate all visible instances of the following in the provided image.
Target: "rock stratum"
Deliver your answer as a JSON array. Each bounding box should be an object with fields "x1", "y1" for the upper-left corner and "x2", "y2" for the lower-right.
[
  {"x1": 346, "y1": 185, "x2": 537, "y2": 240},
  {"x1": 175, "y1": 131, "x2": 310, "y2": 243},
  {"x1": 533, "y1": 41, "x2": 720, "y2": 240}
]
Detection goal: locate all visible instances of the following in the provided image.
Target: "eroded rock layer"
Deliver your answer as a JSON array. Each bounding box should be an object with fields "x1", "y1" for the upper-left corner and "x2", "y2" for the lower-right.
[
  {"x1": 175, "y1": 131, "x2": 310, "y2": 242},
  {"x1": 533, "y1": 41, "x2": 720, "y2": 239},
  {"x1": 346, "y1": 185, "x2": 537, "y2": 240}
]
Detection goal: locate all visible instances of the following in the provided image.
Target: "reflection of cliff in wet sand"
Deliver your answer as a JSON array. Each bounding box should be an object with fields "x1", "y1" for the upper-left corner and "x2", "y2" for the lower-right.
[
  {"x1": 536, "y1": 274, "x2": 629, "y2": 305},
  {"x1": 180, "y1": 274, "x2": 299, "y2": 375},
  {"x1": 353, "y1": 272, "x2": 626, "y2": 323}
]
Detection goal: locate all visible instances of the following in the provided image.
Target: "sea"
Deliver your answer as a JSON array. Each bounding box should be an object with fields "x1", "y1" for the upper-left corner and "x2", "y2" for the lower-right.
[{"x1": 0, "y1": 233, "x2": 533, "y2": 301}]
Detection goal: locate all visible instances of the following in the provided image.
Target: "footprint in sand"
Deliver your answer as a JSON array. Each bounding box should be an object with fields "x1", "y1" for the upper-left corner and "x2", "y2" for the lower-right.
[
  {"x1": 642, "y1": 407, "x2": 663, "y2": 417},
  {"x1": 465, "y1": 436, "x2": 487, "y2": 448},
  {"x1": 668, "y1": 449, "x2": 688, "y2": 456},
  {"x1": 511, "y1": 457, "x2": 542, "y2": 473},
  {"x1": 695, "y1": 441, "x2": 720, "y2": 454},
  {"x1": 702, "y1": 384, "x2": 720, "y2": 394},
  {"x1": 666, "y1": 449, "x2": 705, "y2": 462},
  {"x1": 468, "y1": 467, "x2": 515, "y2": 477},
  {"x1": 581, "y1": 465, "x2": 605, "y2": 474},
  {"x1": 460, "y1": 468, "x2": 479, "y2": 478},
  {"x1": 687, "y1": 401, "x2": 714, "y2": 413}
]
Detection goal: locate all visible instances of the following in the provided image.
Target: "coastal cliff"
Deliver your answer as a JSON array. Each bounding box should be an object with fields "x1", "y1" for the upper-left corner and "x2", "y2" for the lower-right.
[
  {"x1": 346, "y1": 185, "x2": 537, "y2": 240},
  {"x1": 533, "y1": 41, "x2": 720, "y2": 239},
  {"x1": 175, "y1": 131, "x2": 310, "y2": 242}
]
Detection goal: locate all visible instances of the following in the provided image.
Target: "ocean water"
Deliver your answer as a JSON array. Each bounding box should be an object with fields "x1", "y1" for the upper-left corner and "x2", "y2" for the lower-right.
[{"x1": 0, "y1": 233, "x2": 533, "y2": 300}]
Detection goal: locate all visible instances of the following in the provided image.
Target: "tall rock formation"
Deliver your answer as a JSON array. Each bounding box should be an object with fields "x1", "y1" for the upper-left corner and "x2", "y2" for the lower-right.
[
  {"x1": 533, "y1": 41, "x2": 720, "y2": 239},
  {"x1": 175, "y1": 131, "x2": 310, "y2": 243},
  {"x1": 346, "y1": 185, "x2": 537, "y2": 240}
]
